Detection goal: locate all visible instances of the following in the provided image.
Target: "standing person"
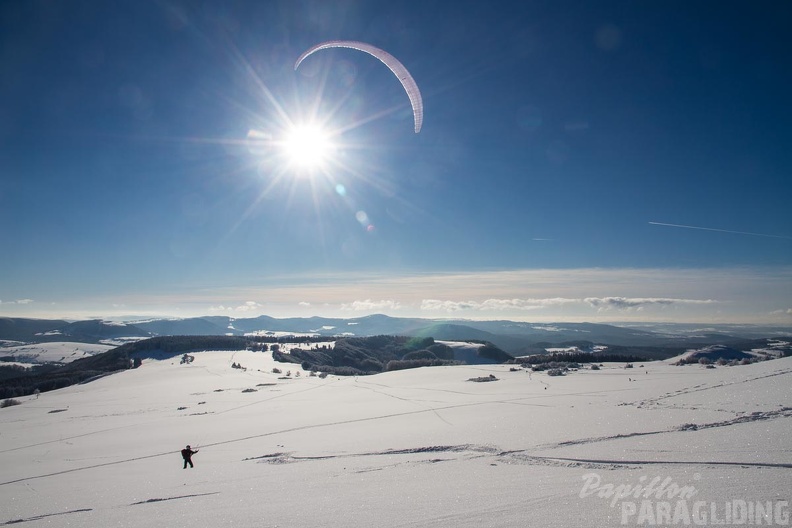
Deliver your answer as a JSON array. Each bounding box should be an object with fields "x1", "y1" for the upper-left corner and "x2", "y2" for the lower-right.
[{"x1": 181, "y1": 445, "x2": 198, "y2": 469}]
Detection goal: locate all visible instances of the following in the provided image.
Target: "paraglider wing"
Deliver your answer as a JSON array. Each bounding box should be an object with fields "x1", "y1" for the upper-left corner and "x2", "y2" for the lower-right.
[{"x1": 295, "y1": 40, "x2": 423, "y2": 133}]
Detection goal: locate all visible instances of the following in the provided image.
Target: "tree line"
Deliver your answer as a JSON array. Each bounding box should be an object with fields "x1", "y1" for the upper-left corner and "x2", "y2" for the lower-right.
[{"x1": 274, "y1": 335, "x2": 512, "y2": 375}]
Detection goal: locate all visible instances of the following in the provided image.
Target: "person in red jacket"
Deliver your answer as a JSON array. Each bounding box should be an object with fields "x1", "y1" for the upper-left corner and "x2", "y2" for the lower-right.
[{"x1": 181, "y1": 445, "x2": 198, "y2": 469}]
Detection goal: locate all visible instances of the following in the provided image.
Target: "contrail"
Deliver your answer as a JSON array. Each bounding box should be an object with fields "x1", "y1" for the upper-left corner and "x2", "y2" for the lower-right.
[{"x1": 649, "y1": 222, "x2": 792, "y2": 240}]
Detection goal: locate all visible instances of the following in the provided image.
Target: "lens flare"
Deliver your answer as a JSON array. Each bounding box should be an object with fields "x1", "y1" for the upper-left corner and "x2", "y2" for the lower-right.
[{"x1": 282, "y1": 124, "x2": 333, "y2": 169}]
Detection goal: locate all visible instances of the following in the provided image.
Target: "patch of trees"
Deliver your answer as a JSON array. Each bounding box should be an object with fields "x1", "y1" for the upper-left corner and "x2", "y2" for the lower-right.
[
  {"x1": 599, "y1": 345, "x2": 685, "y2": 361},
  {"x1": 530, "y1": 361, "x2": 581, "y2": 372},
  {"x1": 1, "y1": 398, "x2": 22, "y2": 408},
  {"x1": 246, "y1": 335, "x2": 334, "y2": 345},
  {"x1": 114, "y1": 335, "x2": 253, "y2": 358},
  {"x1": 274, "y1": 335, "x2": 499, "y2": 375},
  {"x1": 515, "y1": 343, "x2": 684, "y2": 361},
  {"x1": 0, "y1": 368, "x2": 113, "y2": 399},
  {"x1": 477, "y1": 343, "x2": 514, "y2": 363},
  {"x1": 385, "y1": 358, "x2": 462, "y2": 371},
  {"x1": 0, "y1": 363, "x2": 59, "y2": 382},
  {"x1": 671, "y1": 344, "x2": 787, "y2": 366},
  {"x1": 468, "y1": 374, "x2": 498, "y2": 382},
  {"x1": 516, "y1": 350, "x2": 651, "y2": 365},
  {"x1": 674, "y1": 354, "x2": 757, "y2": 367},
  {"x1": 0, "y1": 342, "x2": 136, "y2": 398}
]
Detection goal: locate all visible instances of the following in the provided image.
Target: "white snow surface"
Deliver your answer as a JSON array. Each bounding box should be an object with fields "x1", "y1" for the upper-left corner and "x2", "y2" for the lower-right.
[
  {"x1": 0, "y1": 341, "x2": 113, "y2": 364},
  {"x1": 436, "y1": 340, "x2": 483, "y2": 351},
  {"x1": 1, "y1": 352, "x2": 790, "y2": 527}
]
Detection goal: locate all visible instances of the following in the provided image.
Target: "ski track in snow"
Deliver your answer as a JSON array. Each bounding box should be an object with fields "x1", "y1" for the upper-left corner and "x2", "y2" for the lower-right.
[
  {"x1": 245, "y1": 442, "x2": 792, "y2": 472},
  {"x1": 387, "y1": 492, "x2": 568, "y2": 528},
  {"x1": 1, "y1": 508, "x2": 93, "y2": 525},
  {"x1": 4, "y1": 374, "x2": 790, "y2": 486},
  {"x1": 536, "y1": 406, "x2": 792, "y2": 451},
  {"x1": 627, "y1": 368, "x2": 792, "y2": 409},
  {"x1": 130, "y1": 492, "x2": 220, "y2": 506}
]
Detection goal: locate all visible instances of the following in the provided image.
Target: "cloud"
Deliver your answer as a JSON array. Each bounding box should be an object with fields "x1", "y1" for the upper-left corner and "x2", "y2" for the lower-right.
[
  {"x1": 341, "y1": 299, "x2": 402, "y2": 311},
  {"x1": 584, "y1": 297, "x2": 718, "y2": 310},
  {"x1": 22, "y1": 265, "x2": 786, "y2": 324},
  {"x1": 0, "y1": 299, "x2": 34, "y2": 305},
  {"x1": 208, "y1": 302, "x2": 262, "y2": 313},
  {"x1": 420, "y1": 297, "x2": 719, "y2": 314},
  {"x1": 421, "y1": 298, "x2": 578, "y2": 313},
  {"x1": 235, "y1": 301, "x2": 263, "y2": 312},
  {"x1": 420, "y1": 300, "x2": 480, "y2": 312}
]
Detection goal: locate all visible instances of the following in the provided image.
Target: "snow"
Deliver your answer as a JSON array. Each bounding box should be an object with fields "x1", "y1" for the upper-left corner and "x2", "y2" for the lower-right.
[
  {"x1": 437, "y1": 340, "x2": 483, "y2": 351},
  {"x1": 1, "y1": 351, "x2": 790, "y2": 527},
  {"x1": 0, "y1": 341, "x2": 114, "y2": 364},
  {"x1": 243, "y1": 330, "x2": 319, "y2": 337},
  {"x1": 100, "y1": 336, "x2": 146, "y2": 347},
  {"x1": 546, "y1": 346, "x2": 579, "y2": 353},
  {"x1": 284, "y1": 341, "x2": 335, "y2": 351}
]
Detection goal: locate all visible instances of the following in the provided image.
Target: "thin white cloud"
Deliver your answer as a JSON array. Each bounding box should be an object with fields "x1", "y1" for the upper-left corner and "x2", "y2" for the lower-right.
[
  {"x1": 341, "y1": 299, "x2": 402, "y2": 311},
  {"x1": 421, "y1": 298, "x2": 578, "y2": 312},
  {"x1": 421, "y1": 297, "x2": 717, "y2": 314},
  {"x1": 421, "y1": 300, "x2": 479, "y2": 312},
  {"x1": 10, "y1": 266, "x2": 790, "y2": 324},
  {"x1": 234, "y1": 301, "x2": 263, "y2": 312},
  {"x1": 208, "y1": 301, "x2": 264, "y2": 313},
  {"x1": 0, "y1": 299, "x2": 34, "y2": 305},
  {"x1": 584, "y1": 297, "x2": 718, "y2": 310}
]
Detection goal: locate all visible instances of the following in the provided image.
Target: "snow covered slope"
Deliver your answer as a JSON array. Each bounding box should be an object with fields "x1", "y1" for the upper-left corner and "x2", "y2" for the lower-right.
[
  {"x1": 1, "y1": 352, "x2": 789, "y2": 527},
  {"x1": 0, "y1": 341, "x2": 114, "y2": 365}
]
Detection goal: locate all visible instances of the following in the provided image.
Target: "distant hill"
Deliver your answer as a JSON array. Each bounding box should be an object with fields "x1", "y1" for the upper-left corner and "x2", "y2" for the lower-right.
[
  {"x1": 134, "y1": 317, "x2": 231, "y2": 336},
  {"x1": 0, "y1": 333, "x2": 514, "y2": 398},
  {"x1": 274, "y1": 335, "x2": 513, "y2": 375},
  {"x1": 0, "y1": 318, "x2": 77, "y2": 342},
  {"x1": 1, "y1": 315, "x2": 790, "y2": 354},
  {"x1": 410, "y1": 323, "x2": 497, "y2": 342},
  {"x1": 3, "y1": 324, "x2": 790, "y2": 399}
]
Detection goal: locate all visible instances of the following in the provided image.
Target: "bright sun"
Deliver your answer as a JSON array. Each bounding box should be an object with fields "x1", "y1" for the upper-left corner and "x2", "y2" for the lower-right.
[{"x1": 282, "y1": 124, "x2": 333, "y2": 170}]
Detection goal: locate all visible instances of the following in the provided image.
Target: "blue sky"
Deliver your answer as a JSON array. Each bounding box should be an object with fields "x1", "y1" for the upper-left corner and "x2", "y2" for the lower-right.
[{"x1": 1, "y1": 0, "x2": 790, "y2": 324}]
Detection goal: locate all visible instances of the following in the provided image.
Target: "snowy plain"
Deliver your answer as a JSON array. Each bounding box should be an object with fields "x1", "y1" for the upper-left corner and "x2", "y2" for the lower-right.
[
  {"x1": 0, "y1": 341, "x2": 114, "y2": 366},
  {"x1": 1, "y1": 350, "x2": 790, "y2": 527}
]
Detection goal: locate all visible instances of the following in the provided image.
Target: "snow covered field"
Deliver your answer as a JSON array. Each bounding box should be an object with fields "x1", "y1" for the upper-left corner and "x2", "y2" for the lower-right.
[
  {"x1": 1, "y1": 351, "x2": 789, "y2": 527},
  {"x1": 0, "y1": 342, "x2": 114, "y2": 365}
]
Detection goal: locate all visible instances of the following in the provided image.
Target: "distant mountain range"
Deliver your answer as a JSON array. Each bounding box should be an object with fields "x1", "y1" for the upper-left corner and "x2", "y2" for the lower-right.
[{"x1": 2, "y1": 315, "x2": 790, "y2": 355}]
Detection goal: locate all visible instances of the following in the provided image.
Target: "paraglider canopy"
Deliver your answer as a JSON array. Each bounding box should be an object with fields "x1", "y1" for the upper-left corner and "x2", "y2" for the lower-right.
[{"x1": 295, "y1": 40, "x2": 424, "y2": 133}]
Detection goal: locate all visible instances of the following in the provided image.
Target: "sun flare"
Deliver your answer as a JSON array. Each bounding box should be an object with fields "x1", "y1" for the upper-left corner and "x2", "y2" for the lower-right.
[{"x1": 282, "y1": 124, "x2": 333, "y2": 170}]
